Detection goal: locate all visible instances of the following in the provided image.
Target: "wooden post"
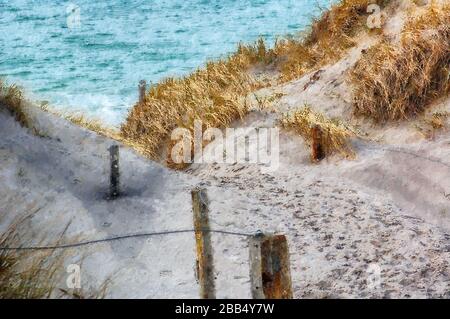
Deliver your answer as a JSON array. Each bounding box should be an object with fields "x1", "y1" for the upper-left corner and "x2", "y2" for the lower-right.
[
  {"x1": 192, "y1": 187, "x2": 216, "y2": 299},
  {"x1": 249, "y1": 231, "x2": 265, "y2": 299},
  {"x1": 138, "y1": 80, "x2": 147, "y2": 104},
  {"x1": 311, "y1": 124, "x2": 325, "y2": 162},
  {"x1": 109, "y1": 144, "x2": 120, "y2": 199},
  {"x1": 249, "y1": 233, "x2": 293, "y2": 299}
]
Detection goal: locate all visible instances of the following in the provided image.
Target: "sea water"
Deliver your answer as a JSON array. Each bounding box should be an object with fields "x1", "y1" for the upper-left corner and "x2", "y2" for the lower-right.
[{"x1": 0, "y1": 0, "x2": 332, "y2": 125}]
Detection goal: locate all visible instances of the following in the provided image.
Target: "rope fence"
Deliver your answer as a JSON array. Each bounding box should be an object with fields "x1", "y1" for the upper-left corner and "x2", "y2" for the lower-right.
[
  {"x1": 6, "y1": 140, "x2": 446, "y2": 298},
  {"x1": 0, "y1": 228, "x2": 257, "y2": 251},
  {"x1": 1, "y1": 146, "x2": 295, "y2": 299}
]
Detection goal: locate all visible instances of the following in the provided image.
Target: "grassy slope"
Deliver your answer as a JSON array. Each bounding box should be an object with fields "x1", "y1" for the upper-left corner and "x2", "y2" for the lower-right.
[
  {"x1": 350, "y1": 2, "x2": 449, "y2": 121},
  {"x1": 120, "y1": 0, "x2": 384, "y2": 165}
]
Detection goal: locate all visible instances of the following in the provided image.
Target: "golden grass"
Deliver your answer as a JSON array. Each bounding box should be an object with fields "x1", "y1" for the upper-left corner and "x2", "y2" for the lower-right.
[
  {"x1": 0, "y1": 79, "x2": 30, "y2": 128},
  {"x1": 280, "y1": 105, "x2": 357, "y2": 158},
  {"x1": 63, "y1": 113, "x2": 120, "y2": 139},
  {"x1": 273, "y1": 0, "x2": 389, "y2": 81},
  {"x1": 121, "y1": 0, "x2": 385, "y2": 165},
  {"x1": 426, "y1": 111, "x2": 449, "y2": 130},
  {"x1": 415, "y1": 110, "x2": 449, "y2": 139},
  {"x1": 350, "y1": 2, "x2": 450, "y2": 122},
  {"x1": 121, "y1": 42, "x2": 264, "y2": 162}
]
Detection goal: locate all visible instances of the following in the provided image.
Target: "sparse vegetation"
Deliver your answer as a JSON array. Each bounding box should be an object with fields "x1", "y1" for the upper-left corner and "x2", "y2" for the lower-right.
[
  {"x1": 0, "y1": 79, "x2": 30, "y2": 128},
  {"x1": 60, "y1": 112, "x2": 120, "y2": 140},
  {"x1": 281, "y1": 105, "x2": 357, "y2": 158},
  {"x1": 426, "y1": 111, "x2": 449, "y2": 130},
  {"x1": 0, "y1": 80, "x2": 119, "y2": 140},
  {"x1": 0, "y1": 216, "x2": 63, "y2": 299},
  {"x1": 350, "y1": 2, "x2": 450, "y2": 122},
  {"x1": 415, "y1": 110, "x2": 449, "y2": 139},
  {"x1": 0, "y1": 216, "x2": 109, "y2": 299},
  {"x1": 39, "y1": 103, "x2": 121, "y2": 140}
]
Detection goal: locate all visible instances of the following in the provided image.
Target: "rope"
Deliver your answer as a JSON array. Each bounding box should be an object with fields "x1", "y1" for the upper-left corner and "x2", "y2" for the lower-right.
[
  {"x1": 0, "y1": 228, "x2": 257, "y2": 251},
  {"x1": 363, "y1": 143, "x2": 450, "y2": 169}
]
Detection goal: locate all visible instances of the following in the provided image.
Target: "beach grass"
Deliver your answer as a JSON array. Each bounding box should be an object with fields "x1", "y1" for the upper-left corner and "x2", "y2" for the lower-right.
[
  {"x1": 0, "y1": 79, "x2": 30, "y2": 128},
  {"x1": 349, "y1": 2, "x2": 450, "y2": 122},
  {"x1": 121, "y1": 42, "x2": 264, "y2": 163},
  {"x1": 0, "y1": 215, "x2": 110, "y2": 299},
  {"x1": 281, "y1": 105, "x2": 357, "y2": 159},
  {"x1": 272, "y1": 0, "x2": 391, "y2": 81},
  {"x1": 120, "y1": 0, "x2": 387, "y2": 165},
  {"x1": 0, "y1": 215, "x2": 63, "y2": 299}
]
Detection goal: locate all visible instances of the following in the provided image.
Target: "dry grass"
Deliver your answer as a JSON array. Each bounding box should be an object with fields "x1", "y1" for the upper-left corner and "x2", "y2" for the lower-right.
[
  {"x1": 0, "y1": 249, "x2": 62, "y2": 299},
  {"x1": 121, "y1": 0, "x2": 385, "y2": 165},
  {"x1": 0, "y1": 216, "x2": 63, "y2": 299},
  {"x1": 121, "y1": 42, "x2": 264, "y2": 163},
  {"x1": 272, "y1": 0, "x2": 389, "y2": 81},
  {"x1": 0, "y1": 215, "x2": 109, "y2": 299},
  {"x1": 0, "y1": 79, "x2": 118, "y2": 140},
  {"x1": 426, "y1": 111, "x2": 449, "y2": 130},
  {"x1": 40, "y1": 103, "x2": 121, "y2": 140},
  {"x1": 281, "y1": 105, "x2": 357, "y2": 158},
  {"x1": 62, "y1": 113, "x2": 120, "y2": 139},
  {"x1": 350, "y1": 2, "x2": 450, "y2": 122},
  {"x1": 0, "y1": 79, "x2": 30, "y2": 128},
  {"x1": 415, "y1": 110, "x2": 449, "y2": 139}
]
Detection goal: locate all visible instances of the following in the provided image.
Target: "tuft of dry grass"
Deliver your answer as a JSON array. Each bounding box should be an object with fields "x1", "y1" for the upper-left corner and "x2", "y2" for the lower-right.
[
  {"x1": 427, "y1": 112, "x2": 450, "y2": 130},
  {"x1": 0, "y1": 79, "x2": 30, "y2": 128},
  {"x1": 62, "y1": 113, "x2": 120, "y2": 140},
  {"x1": 281, "y1": 105, "x2": 357, "y2": 158},
  {"x1": 0, "y1": 216, "x2": 63, "y2": 299},
  {"x1": 350, "y1": 2, "x2": 450, "y2": 122},
  {"x1": 0, "y1": 215, "x2": 109, "y2": 299},
  {"x1": 426, "y1": 111, "x2": 449, "y2": 130},
  {"x1": 415, "y1": 110, "x2": 449, "y2": 139}
]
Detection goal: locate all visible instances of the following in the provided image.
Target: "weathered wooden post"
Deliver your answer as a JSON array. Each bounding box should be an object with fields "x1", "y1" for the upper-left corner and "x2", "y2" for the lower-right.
[
  {"x1": 138, "y1": 80, "x2": 147, "y2": 104},
  {"x1": 249, "y1": 231, "x2": 266, "y2": 299},
  {"x1": 109, "y1": 144, "x2": 120, "y2": 199},
  {"x1": 249, "y1": 233, "x2": 293, "y2": 299},
  {"x1": 192, "y1": 187, "x2": 216, "y2": 299},
  {"x1": 311, "y1": 124, "x2": 325, "y2": 162}
]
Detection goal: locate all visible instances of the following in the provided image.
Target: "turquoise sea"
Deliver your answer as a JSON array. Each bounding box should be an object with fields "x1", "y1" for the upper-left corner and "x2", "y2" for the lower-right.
[{"x1": 0, "y1": 0, "x2": 332, "y2": 125}]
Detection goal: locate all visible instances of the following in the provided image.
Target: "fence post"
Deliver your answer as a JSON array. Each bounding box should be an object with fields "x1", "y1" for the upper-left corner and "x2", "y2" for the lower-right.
[
  {"x1": 109, "y1": 144, "x2": 120, "y2": 199},
  {"x1": 311, "y1": 124, "x2": 325, "y2": 162},
  {"x1": 249, "y1": 233, "x2": 293, "y2": 299},
  {"x1": 192, "y1": 187, "x2": 216, "y2": 299},
  {"x1": 249, "y1": 231, "x2": 265, "y2": 299},
  {"x1": 139, "y1": 80, "x2": 147, "y2": 104}
]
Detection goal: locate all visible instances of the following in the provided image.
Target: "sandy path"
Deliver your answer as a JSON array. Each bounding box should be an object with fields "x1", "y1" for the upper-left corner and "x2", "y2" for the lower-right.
[{"x1": 189, "y1": 132, "x2": 450, "y2": 298}]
